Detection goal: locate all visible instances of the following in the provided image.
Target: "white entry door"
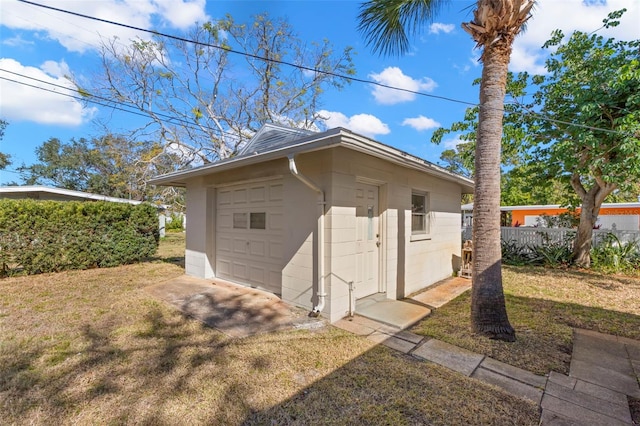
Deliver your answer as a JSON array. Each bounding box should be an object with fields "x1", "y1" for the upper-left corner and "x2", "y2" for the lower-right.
[{"x1": 354, "y1": 182, "x2": 380, "y2": 298}]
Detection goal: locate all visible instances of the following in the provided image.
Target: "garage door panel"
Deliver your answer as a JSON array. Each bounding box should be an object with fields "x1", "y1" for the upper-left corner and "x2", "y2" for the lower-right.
[
  {"x1": 269, "y1": 184, "x2": 283, "y2": 201},
  {"x1": 270, "y1": 213, "x2": 283, "y2": 230},
  {"x1": 233, "y1": 262, "x2": 248, "y2": 279},
  {"x1": 250, "y1": 186, "x2": 266, "y2": 202},
  {"x1": 218, "y1": 236, "x2": 232, "y2": 252},
  {"x1": 233, "y1": 189, "x2": 247, "y2": 204},
  {"x1": 216, "y1": 180, "x2": 283, "y2": 295},
  {"x1": 250, "y1": 265, "x2": 265, "y2": 283},
  {"x1": 233, "y1": 239, "x2": 248, "y2": 254},
  {"x1": 218, "y1": 190, "x2": 232, "y2": 205},
  {"x1": 217, "y1": 259, "x2": 231, "y2": 275},
  {"x1": 218, "y1": 212, "x2": 232, "y2": 229}
]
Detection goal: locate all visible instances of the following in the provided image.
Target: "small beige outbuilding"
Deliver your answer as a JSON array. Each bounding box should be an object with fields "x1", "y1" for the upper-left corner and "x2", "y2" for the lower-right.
[{"x1": 149, "y1": 124, "x2": 473, "y2": 323}]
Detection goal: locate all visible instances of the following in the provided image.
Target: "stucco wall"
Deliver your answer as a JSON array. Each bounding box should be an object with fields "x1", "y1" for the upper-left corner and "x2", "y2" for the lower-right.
[
  {"x1": 182, "y1": 146, "x2": 464, "y2": 323},
  {"x1": 325, "y1": 148, "x2": 463, "y2": 321}
]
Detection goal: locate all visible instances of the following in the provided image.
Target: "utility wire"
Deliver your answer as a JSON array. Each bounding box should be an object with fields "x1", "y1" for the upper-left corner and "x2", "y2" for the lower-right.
[
  {"x1": 16, "y1": 0, "x2": 477, "y2": 108},
  {"x1": 0, "y1": 74, "x2": 243, "y2": 148},
  {"x1": 0, "y1": 68, "x2": 234, "y2": 137},
  {"x1": 13, "y1": 0, "x2": 635, "y2": 137}
]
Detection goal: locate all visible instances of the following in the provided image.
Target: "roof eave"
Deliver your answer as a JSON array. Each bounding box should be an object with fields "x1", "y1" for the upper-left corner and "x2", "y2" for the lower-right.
[{"x1": 148, "y1": 127, "x2": 475, "y2": 192}]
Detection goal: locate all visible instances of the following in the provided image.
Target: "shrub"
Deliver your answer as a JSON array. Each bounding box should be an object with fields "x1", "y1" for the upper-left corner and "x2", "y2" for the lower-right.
[
  {"x1": 590, "y1": 233, "x2": 640, "y2": 275},
  {"x1": 165, "y1": 213, "x2": 184, "y2": 232},
  {"x1": 0, "y1": 199, "x2": 159, "y2": 276},
  {"x1": 501, "y1": 239, "x2": 534, "y2": 266}
]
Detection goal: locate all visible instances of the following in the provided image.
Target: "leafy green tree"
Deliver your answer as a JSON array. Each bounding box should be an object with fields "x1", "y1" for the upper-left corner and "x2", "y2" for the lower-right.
[
  {"x1": 82, "y1": 14, "x2": 355, "y2": 168},
  {"x1": 358, "y1": 0, "x2": 535, "y2": 341},
  {"x1": 0, "y1": 119, "x2": 10, "y2": 170},
  {"x1": 19, "y1": 135, "x2": 181, "y2": 204},
  {"x1": 530, "y1": 9, "x2": 640, "y2": 267}
]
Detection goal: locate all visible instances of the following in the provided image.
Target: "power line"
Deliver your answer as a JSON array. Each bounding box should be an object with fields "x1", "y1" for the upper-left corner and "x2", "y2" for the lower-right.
[
  {"x1": 13, "y1": 0, "x2": 635, "y2": 138},
  {"x1": 16, "y1": 0, "x2": 478, "y2": 108},
  {"x1": 0, "y1": 68, "x2": 224, "y2": 136},
  {"x1": 0, "y1": 70, "x2": 256, "y2": 146}
]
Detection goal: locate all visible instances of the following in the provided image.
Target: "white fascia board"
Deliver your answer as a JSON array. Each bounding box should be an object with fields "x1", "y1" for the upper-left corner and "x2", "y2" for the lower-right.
[
  {"x1": 148, "y1": 127, "x2": 474, "y2": 192},
  {"x1": 338, "y1": 130, "x2": 475, "y2": 193},
  {"x1": 148, "y1": 129, "x2": 343, "y2": 187}
]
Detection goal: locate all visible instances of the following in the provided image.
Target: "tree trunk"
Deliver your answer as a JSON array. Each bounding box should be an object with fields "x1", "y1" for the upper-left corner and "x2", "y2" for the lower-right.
[
  {"x1": 471, "y1": 44, "x2": 515, "y2": 342},
  {"x1": 571, "y1": 174, "x2": 617, "y2": 268},
  {"x1": 573, "y1": 196, "x2": 598, "y2": 268}
]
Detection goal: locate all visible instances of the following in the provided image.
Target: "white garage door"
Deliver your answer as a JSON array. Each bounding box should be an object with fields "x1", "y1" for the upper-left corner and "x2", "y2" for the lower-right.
[{"x1": 216, "y1": 180, "x2": 284, "y2": 294}]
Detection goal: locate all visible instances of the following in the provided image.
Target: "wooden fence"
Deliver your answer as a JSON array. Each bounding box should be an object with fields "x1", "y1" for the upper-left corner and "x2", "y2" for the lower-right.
[{"x1": 462, "y1": 226, "x2": 640, "y2": 250}]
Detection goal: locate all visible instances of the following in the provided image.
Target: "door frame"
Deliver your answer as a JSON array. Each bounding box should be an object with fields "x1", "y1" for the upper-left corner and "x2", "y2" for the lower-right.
[{"x1": 355, "y1": 177, "x2": 386, "y2": 296}]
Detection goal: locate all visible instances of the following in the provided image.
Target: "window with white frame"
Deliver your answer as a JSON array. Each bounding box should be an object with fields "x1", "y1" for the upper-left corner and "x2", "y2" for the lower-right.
[{"x1": 411, "y1": 192, "x2": 430, "y2": 235}]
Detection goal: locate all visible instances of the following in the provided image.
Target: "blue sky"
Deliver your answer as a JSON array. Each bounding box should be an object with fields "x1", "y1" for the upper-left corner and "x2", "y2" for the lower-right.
[{"x1": 1, "y1": 0, "x2": 638, "y2": 185}]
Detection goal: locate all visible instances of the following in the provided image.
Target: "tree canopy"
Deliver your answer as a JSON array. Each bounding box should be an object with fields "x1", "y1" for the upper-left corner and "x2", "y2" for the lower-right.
[
  {"x1": 0, "y1": 119, "x2": 10, "y2": 170},
  {"x1": 434, "y1": 9, "x2": 640, "y2": 267},
  {"x1": 80, "y1": 13, "x2": 355, "y2": 169},
  {"x1": 529, "y1": 8, "x2": 640, "y2": 266},
  {"x1": 19, "y1": 135, "x2": 182, "y2": 206}
]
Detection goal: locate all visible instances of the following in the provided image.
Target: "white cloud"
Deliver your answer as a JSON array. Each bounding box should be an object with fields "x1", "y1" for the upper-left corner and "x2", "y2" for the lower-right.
[
  {"x1": 0, "y1": 0, "x2": 209, "y2": 53},
  {"x1": 442, "y1": 135, "x2": 467, "y2": 150},
  {"x1": 153, "y1": 0, "x2": 208, "y2": 29},
  {"x1": 369, "y1": 67, "x2": 437, "y2": 105},
  {"x1": 510, "y1": 0, "x2": 640, "y2": 73},
  {"x1": 429, "y1": 23, "x2": 455, "y2": 34},
  {"x1": 402, "y1": 115, "x2": 441, "y2": 131},
  {"x1": 2, "y1": 34, "x2": 34, "y2": 47},
  {"x1": 318, "y1": 110, "x2": 390, "y2": 138},
  {"x1": 40, "y1": 60, "x2": 71, "y2": 78},
  {"x1": 0, "y1": 58, "x2": 97, "y2": 126}
]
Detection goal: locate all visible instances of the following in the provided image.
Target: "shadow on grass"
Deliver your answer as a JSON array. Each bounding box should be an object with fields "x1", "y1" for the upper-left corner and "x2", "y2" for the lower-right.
[
  {"x1": 410, "y1": 290, "x2": 640, "y2": 376},
  {"x1": 0, "y1": 290, "x2": 541, "y2": 425},
  {"x1": 240, "y1": 346, "x2": 540, "y2": 425}
]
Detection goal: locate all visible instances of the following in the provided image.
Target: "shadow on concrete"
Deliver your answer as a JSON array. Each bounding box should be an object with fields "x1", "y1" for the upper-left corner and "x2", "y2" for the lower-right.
[{"x1": 145, "y1": 275, "x2": 325, "y2": 338}]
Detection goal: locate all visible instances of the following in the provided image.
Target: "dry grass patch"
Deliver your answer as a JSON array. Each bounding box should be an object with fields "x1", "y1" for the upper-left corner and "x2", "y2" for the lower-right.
[
  {"x1": 0, "y1": 235, "x2": 540, "y2": 425},
  {"x1": 411, "y1": 266, "x2": 640, "y2": 375}
]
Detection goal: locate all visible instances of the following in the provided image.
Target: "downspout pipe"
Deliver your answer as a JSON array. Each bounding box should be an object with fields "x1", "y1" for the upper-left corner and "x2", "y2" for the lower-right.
[{"x1": 288, "y1": 155, "x2": 326, "y2": 317}]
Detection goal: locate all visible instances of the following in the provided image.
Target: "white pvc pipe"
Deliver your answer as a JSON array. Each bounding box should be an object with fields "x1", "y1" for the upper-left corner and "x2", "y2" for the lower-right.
[{"x1": 288, "y1": 155, "x2": 326, "y2": 316}]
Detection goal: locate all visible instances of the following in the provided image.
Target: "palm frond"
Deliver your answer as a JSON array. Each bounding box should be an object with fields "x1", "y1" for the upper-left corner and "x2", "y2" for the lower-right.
[{"x1": 358, "y1": 0, "x2": 448, "y2": 56}]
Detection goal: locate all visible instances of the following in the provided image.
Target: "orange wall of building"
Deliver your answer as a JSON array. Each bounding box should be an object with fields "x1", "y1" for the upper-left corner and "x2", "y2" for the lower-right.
[{"x1": 511, "y1": 207, "x2": 640, "y2": 226}]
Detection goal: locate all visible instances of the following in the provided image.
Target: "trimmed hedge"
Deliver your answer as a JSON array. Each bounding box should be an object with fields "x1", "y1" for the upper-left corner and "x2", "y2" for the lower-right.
[{"x1": 0, "y1": 199, "x2": 159, "y2": 276}]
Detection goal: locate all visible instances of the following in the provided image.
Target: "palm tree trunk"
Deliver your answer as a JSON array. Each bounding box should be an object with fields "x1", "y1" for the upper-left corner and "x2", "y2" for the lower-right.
[{"x1": 471, "y1": 43, "x2": 515, "y2": 342}]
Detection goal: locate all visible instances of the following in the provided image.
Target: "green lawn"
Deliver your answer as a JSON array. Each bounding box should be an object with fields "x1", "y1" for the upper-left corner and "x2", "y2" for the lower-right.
[
  {"x1": 411, "y1": 265, "x2": 640, "y2": 375},
  {"x1": 0, "y1": 234, "x2": 539, "y2": 425}
]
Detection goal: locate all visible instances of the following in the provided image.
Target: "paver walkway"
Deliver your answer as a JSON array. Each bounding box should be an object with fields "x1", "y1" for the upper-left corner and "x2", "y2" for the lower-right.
[
  {"x1": 335, "y1": 281, "x2": 640, "y2": 425},
  {"x1": 334, "y1": 317, "x2": 640, "y2": 424},
  {"x1": 334, "y1": 314, "x2": 547, "y2": 404},
  {"x1": 540, "y1": 328, "x2": 640, "y2": 425}
]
